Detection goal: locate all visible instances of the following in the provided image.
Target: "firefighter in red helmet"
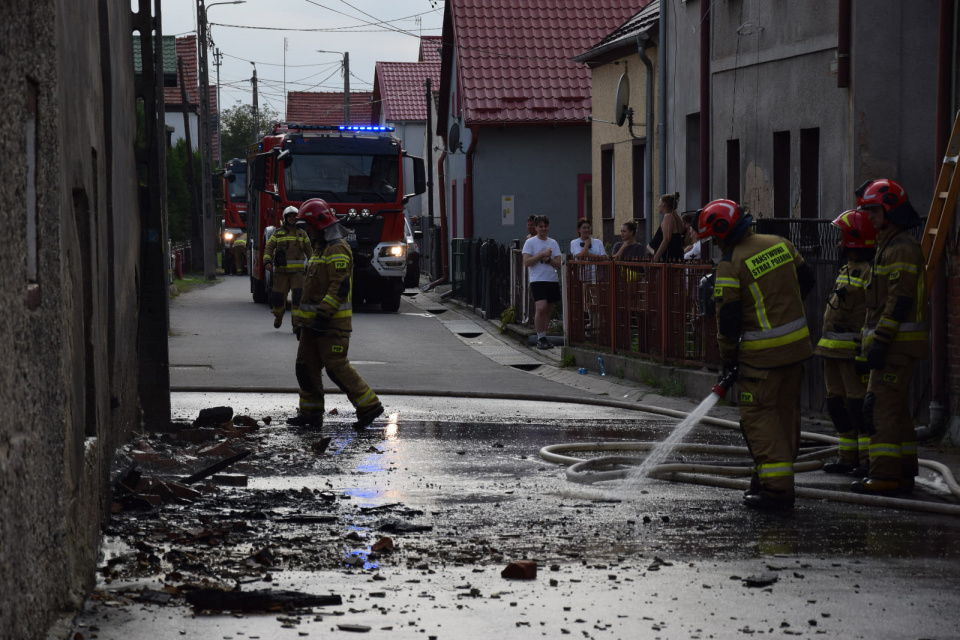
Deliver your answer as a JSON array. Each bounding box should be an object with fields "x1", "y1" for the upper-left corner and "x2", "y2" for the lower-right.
[
  {"x1": 852, "y1": 179, "x2": 927, "y2": 495},
  {"x1": 699, "y1": 199, "x2": 815, "y2": 510},
  {"x1": 286, "y1": 198, "x2": 384, "y2": 429},
  {"x1": 814, "y1": 210, "x2": 876, "y2": 476}
]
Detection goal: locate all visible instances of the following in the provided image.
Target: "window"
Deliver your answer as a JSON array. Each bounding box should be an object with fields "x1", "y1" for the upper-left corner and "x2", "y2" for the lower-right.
[
  {"x1": 726, "y1": 139, "x2": 741, "y2": 202},
  {"x1": 601, "y1": 145, "x2": 614, "y2": 241},
  {"x1": 773, "y1": 131, "x2": 791, "y2": 218},
  {"x1": 800, "y1": 128, "x2": 820, "y2": 219}
]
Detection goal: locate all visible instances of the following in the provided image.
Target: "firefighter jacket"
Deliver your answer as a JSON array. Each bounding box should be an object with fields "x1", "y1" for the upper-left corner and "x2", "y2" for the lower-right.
[
  {"x1": 264, "y1": 225, "x2": 312, "y2": 273},
  {"x1": 714, "y1": 230, "x2": 814, "y2": 369},
  {"x1": 233, "y1": 233, "x2": 247, "y2": 248},
  {"x1": 862, "y1": 225, "x2": 929, "y2": 359},
  {"x1": 814, "y1": 259, "x2": 870, "y2": 360},
  {"x1": 295, "y1": 238, "x2": 353, "y2": 333}
]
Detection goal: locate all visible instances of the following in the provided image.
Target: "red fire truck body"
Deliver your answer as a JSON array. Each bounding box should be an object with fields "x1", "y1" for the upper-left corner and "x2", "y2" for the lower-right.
[
  {"x1": 220, "y1": 158, "x2": 247, "y2": 273},
  {"x1": 247, "y1": 123, "x2": 425, "y2": 312}
]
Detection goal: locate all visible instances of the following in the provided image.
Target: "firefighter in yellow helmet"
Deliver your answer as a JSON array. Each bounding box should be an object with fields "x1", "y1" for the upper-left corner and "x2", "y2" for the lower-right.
[
  {"x1": 264, "y1": 206, "x2": 313, "y2": 331},
  {"x1": 814, "y1": 210, "x2": 876, "y2": 476},
  {"x1": 286, "y1": 199, "x2": 384, "y2": 430},
  {"x1": 699, "y1": 200, "x2": 815, "y2": 510},
  {"x1": 852, "y1": 179, "x2": 928, "y2": 496}
]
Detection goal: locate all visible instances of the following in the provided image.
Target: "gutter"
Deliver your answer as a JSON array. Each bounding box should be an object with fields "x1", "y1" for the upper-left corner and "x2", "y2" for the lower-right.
[
  {"x1": 699, "y1": 0, "x2": 710, "y2": 207},
  {"x1": 636, "y1": 34, "x2": 655, "y2": 239},
  {"x1": 658, "y1": 0, "x2": 667, "y2": 200}
]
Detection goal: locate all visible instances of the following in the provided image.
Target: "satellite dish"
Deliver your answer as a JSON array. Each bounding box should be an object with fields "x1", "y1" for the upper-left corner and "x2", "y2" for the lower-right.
[
  {"x1": 614, "y1": 73, "x2": 630, "y2": 127},
  {"x1": 448, "y1": 122, "x2": 461, "y2": 153}
]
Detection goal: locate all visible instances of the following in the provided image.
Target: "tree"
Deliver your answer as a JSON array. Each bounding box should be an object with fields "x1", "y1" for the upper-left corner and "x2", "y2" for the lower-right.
[
  {"x1": 167, "y1": 139, "x2": 201, "y2": 244},
  {"x1": 219, "y1": 101, "x2": 279, "y2": 165}
]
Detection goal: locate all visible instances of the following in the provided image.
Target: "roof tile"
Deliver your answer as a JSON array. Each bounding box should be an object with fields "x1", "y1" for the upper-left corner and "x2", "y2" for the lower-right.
[
  {"x1": 285, "y1": 91, "x2": 373, "y2": 126},
  {"x1": 373, "y1": 61, "x2": 442, "y2": 122}
]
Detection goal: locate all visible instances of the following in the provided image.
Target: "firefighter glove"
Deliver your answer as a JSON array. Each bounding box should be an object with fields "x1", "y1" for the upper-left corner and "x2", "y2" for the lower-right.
[
  {"x1": 719, "y1": 360, "x2": 738, "y2": 384},
  {"x1": 265, "y1": 263, "x2": 273, "y2": 272},
  {"x1": 866, "y1": 343, "x2": 887, "y2": 370}
]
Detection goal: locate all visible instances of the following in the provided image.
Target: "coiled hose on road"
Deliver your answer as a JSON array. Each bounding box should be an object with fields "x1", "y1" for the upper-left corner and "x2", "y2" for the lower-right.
[{"x1": 173, "y1": 386, "x2": 960, "y2": 516}]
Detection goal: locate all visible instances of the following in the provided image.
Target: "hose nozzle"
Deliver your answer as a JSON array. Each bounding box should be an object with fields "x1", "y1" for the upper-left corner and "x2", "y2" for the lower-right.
[{"x1": 711, "y1": 366, "x2": 739, "y2": 399}]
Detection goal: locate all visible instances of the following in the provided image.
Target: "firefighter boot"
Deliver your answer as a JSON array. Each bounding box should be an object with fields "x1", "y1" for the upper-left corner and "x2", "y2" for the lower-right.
[
  {"x1": 822, "y1": 396, "x2": 859, "y2": 474},
  {"x1": 850, "y1": 477, "x2": 900, "y2": 496},
  {"x1": 354, "y1": 403, "x2": 385, "y2": 430},
  {"x1": 274, "y1": 314, "x2": 283, "y2": 329},
  {"x1": 742, "y1": 492, "x2": 794, "y2": 511},
  {"x1": 287, "y1": 413, "x2": 323, "y2": 429}
]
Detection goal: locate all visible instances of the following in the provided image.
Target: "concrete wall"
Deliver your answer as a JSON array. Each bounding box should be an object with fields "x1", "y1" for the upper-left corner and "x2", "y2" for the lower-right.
[
  {"x1": 472, "y1": 126, "x2": 592, "y2": 247},
  {"x1": 664, "y1": 0, "x2": 704, "y2": 209},
  {"x1": 0, "y1": 0, "x2": 141, "y2": 636},
  {"x1": 589, "y1": 51, "x2": 661, "y2": 246}
]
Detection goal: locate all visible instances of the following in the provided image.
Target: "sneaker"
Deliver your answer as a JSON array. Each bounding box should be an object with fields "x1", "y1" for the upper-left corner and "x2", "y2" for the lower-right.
[
  {"x1": 354, "y1": 404, "x2": 385, "y2": 430},
  {"x1": 274, "y1": 316, "x2": 283, "y2": 329},
  {"x1": 537, "y1": 337, "x2": 554, "y2": 350},
  {"x1": 287, "y1": 414, "x2": 323, "y2": 428}
]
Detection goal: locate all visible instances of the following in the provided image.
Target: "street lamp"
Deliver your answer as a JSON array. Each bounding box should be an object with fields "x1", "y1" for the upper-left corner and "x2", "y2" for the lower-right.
[{"x1": 317, "y1": 49, "x2": 351, "y2": 123}]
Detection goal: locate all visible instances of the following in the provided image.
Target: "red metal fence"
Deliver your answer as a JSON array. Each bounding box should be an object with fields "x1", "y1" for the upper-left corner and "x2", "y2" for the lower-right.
[{"x1": 566, "y1": 259, "x2": 720, "y2": 368}]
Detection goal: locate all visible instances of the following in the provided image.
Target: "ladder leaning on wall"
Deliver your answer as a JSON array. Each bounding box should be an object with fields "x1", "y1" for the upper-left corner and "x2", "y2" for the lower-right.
[{"x1": 920, "y1": 109, "x2": 960, "y2": 304}]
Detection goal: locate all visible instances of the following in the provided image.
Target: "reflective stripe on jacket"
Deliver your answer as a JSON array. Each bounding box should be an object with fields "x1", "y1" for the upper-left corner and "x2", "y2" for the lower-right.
[
  {"x1": 862, "y1": 226, "x2": 929, "y2": 359},
  {"x1": 233, "y1": 233, "x2": 247, "y2": 248},
  {"x1": 295, "y1": 238, "x2": 354, "y2": 332},
  {"x1": 263, "y1": 225, "x2": 313, "y2": 273},
  {"x1": 714, "y1": 230, "x2": 813, "y2": 368},
  {"x1": 814, "y1": 260, "x2": 869, "y2": 359}
]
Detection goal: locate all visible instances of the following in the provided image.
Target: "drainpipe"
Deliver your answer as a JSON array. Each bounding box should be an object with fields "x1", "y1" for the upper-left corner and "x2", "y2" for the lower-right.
[
  {"x1": 837, "y1": 0, "x2": 851, "y2": 88},
  {"x1": 699, "y1": 0, "x2": 710, "y2": 207},
  {"x1": 658, "y1": 0, "x2": 667, "y2": 202},
  {"x1": 464, "y1": 125, "x2": 480, "y2": 239},
  {"x1": 636, "y1": 34, "x2": 655, "y2": 240},
  {"x1": 918, "y1": 0, "x2": 956, "y2": 440},
  {"x1": 424, "y1": 150, "x2": 450, "y2": 290}
]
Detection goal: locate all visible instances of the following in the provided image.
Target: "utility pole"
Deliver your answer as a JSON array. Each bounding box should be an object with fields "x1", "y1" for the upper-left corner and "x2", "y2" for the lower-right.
[
  {"x1": 196, "y1": 0, "x2": 217, "y2": 280},
  {"x1": 283, "y1": 37, "x2": 288, "y2": 118},
  {"x1": 178, "y1": 57, "x2": 202, "y2": 272},
  {"x1": 425, "y1": 76, "x2": 435, "y2": 273},
  {"x1": 251, "y1": 65, "x2": 259, "y2": 143},
  {"x1": 214, "y1": 47, "x2": 223, "y2": 167},
  {"x1": 343, "y1": 52, "x2": 350, "y2": 123}
]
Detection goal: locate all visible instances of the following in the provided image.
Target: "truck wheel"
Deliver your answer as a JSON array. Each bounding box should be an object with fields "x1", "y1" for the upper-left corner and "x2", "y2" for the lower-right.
[
  {"x1": 252, "y1": 275, "x2": 268, "y2": 304},
  {"x1": 380, "y1": 283, "x2": 403, "y2": 313}
]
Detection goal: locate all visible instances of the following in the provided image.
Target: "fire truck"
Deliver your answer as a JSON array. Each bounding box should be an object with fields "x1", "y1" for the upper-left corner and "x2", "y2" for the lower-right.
[
  {"x1": 247, "y1": 123, "x2": 425, "y2": 312},
  {"x1": 220, "y1": 158, "x2": 247, "y2": 274}
]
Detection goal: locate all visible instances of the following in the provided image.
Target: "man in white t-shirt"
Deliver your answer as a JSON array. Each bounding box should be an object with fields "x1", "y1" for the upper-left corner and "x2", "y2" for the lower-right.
[{"x1": 522, "y1": 215, "x2": 562, "y2": 350}]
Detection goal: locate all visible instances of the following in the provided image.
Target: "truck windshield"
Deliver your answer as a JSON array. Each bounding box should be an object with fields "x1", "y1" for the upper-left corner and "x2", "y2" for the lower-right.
[
  {"x1": 284, "y1": 154, "x2": 400, "y2": 203},
  {"x1": 227, "y1": 171, "x2": 247, "y2": 202}
]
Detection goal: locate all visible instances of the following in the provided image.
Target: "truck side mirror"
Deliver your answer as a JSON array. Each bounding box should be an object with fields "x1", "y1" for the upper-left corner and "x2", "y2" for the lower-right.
[
  {"x1": 276, "y1": 148, "x2": 292, "y2": 168},
  {"x1": 251, "y1": 154, "x2": 268, "y2": 191},
  {"x1": 403, "y1": 156, "x2": 426, "y2": 201},
  {"x1": 224, "y1": 170, "x2": 236, "y2": 183}
]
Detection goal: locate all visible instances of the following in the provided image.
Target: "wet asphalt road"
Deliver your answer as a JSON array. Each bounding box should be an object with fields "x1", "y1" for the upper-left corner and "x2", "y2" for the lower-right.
[{"x1": 70, "y1": 278, "x2": 960, "y2": 639}]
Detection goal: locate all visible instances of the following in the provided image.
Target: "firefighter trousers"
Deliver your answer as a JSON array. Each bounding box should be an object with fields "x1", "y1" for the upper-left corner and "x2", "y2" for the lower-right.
[
  {"x1": 232, "y1": 246, "x2": 247, "y2": 273},
  {"x1": 738, "y1": 361, "x2": 805, "y2": 500},
  {"x1": 864, "y1": 352, "x2": 918, "y2": 482},
  {"x1": 295, "y1": 329, "x2": 382, "y2": 419},
  {"x1": 823, "y1": 358, "x2": 869, "y2": 468},
  {"x1": 271, "y1": 271, "x2": 304, "y2": 325}
]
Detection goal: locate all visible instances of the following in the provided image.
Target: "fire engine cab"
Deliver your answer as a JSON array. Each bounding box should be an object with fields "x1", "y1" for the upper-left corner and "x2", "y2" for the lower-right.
[
  {"x1": 247, "y1": 123, "x2": 425, "y2": 312},
  {"x1": 220, "y1": 158, "x2": 247, "y2": 274}
]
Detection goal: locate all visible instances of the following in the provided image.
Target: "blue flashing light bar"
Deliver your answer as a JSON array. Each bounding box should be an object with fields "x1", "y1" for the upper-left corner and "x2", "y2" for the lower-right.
[{"x1": 275, "y1": 122, "x2": 394, "y2": 133}]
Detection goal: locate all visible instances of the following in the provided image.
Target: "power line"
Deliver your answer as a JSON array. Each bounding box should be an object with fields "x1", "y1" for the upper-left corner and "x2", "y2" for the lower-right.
[{"x1": 300, "y1": 0, "x2": 420, "y2": 38}]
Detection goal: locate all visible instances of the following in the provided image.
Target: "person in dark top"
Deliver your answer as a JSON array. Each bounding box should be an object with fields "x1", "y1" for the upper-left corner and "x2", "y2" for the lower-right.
[
  {"x1": 612, "y1": 220, "x2": 645, "y2": 260},
  {"x1": 648, "y1": 192, "x2": 685, "y2": 262}
]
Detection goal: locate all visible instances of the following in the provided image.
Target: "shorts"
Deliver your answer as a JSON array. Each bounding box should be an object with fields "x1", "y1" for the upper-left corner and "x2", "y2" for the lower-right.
[{"x1": 530, "y1": 281, "x2": 561, "y2": 303}]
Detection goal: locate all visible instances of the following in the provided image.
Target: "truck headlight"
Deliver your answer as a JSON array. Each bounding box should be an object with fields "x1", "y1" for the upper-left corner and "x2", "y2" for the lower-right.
[
  {"x1": 223, "y1": 232, "x2": 235, "y2": 242},
  {"x1": 361, "y1": 208, "x2": 372, "y2": 219},
  {"x1": 380, "y1": 245, "x2": 405, "y2": 258}
]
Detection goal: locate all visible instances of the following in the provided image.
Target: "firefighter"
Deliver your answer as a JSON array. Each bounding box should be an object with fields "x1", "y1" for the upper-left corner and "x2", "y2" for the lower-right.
[
  {"x1": 263, "y1": 206, "x2": 313, "y2": 331},
  {"x1": 852, "y1": 179, "x2": 928, "y2": 496},
  {"x1": 699, "y1": 199, "x2": 816, "y2": 510},
  {"x1": 287, "y1": 199, "x2": 384, "y2": 430},
  {"x1": 814, "y1": 210, "x2": 875, "y2": 475},
  {"x1": 232, "y1": 232, "x2": 248, "y2": 276}
]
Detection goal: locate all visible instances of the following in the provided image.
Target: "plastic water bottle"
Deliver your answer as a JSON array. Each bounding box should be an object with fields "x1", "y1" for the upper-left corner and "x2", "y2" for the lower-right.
[
  {"x1": 578, "y1": 367, "x2": 588, "y2": 375},
  {"x1": 597, "y1": 356, "x2": 606, "y2": 376}
]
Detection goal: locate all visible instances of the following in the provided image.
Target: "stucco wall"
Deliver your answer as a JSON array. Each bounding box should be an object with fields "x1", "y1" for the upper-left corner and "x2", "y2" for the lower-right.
[
  {"x1": 0, "y1": 0, "x2": 141, "y2": 636},
  {"x1": 664, "y1": 0, "x2": 704, "y2": 209},
  {"x1": 471, "y1": 126, "x2": 592, "y2": 247},
  {"x1": 589, "y1": 51, "x2": 661, "y2": 246}
]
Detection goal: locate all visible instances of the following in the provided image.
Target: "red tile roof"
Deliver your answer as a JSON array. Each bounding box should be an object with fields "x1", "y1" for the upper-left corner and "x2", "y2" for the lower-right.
[
  {"x1": 419, "y1": 36, "x2": 442, "y2": 64},
  {"x1": 373, "y1": 61, "x2": 442, "y2": 122},
  {"x1": 285, "y1": 91, "x2": 374, "y2": 126},
  {"x1": 440, "y1": 0, "x2": 648, "y2": 125},
  {"x1": 165, "y1": 35, "x2": 198, "y2": 108}
]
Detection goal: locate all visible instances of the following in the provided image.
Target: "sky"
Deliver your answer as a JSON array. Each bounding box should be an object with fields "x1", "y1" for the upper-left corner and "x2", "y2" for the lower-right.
[{"x1": 159, "y1": 0, "x2": 444, "y2": 118}]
